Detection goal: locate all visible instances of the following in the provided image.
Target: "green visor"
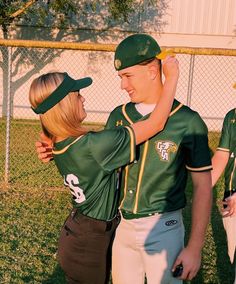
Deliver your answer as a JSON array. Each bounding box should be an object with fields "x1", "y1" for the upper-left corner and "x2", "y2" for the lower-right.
[{"x1": 32, "y1": 73, "x2": 93, "y2": 114}]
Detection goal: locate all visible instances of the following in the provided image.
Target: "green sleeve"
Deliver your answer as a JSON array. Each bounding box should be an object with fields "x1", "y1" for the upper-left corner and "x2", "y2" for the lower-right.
[
  {"x1": 218, "y1": 110, "x2": 233, "y2": 150},
  {"x1": 89, "y1": 126, "x2": 136, "y2": 172},
  {"x1": 105, "y1": 105, "x2": 125, "y2": 130},
  {"x1": 184, "y1": 112, "x2": 212, "y2": 171}
]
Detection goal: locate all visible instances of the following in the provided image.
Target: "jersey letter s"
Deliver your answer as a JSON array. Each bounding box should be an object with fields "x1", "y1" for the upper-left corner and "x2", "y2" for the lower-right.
[{"x1": 64, "y1": 174, "x2": 86, "y2": 204}]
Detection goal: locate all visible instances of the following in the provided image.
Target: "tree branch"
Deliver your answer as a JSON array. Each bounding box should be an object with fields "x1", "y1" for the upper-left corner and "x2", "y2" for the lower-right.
[{"x1": 10, "y1": 0, "x2": 37, "y2": 19}]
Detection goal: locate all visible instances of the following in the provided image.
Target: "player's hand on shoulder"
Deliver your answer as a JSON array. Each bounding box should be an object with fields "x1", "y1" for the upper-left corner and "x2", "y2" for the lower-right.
[
  {"x1": 162, "y1": 55, "x2": 179, "y2": 80},
  {"x1": 35, "y1": 132, "x2": 53, "y2": 163}
]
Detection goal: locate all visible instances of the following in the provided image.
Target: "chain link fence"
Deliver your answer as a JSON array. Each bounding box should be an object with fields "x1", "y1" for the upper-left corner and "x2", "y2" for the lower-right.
[{"x1": 0, "y1": 40, "x2": 236, "y2": 188}]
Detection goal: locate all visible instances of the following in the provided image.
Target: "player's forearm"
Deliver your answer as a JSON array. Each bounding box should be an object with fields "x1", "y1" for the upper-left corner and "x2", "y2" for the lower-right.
[
  {"x1": 211, "y1": 150, "x2": 229, "y2": 186},
  {"x1": 150, "y1": 75, "x2": 178, "y2": 127},
  {"x1": 187, "y1": 173, "x2": 212, "y2": 252}
]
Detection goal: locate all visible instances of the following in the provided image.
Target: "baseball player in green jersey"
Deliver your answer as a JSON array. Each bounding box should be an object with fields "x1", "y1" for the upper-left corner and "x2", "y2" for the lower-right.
[
  {"x1": 211, "y1": 108, "x2": 236, "y2": 283},
  {"x1": 29, "y1": 56, "x2": 179, "y2": 284},
  {"x1": 106, "y1": 34, "x2": 213, "y2": 284}
]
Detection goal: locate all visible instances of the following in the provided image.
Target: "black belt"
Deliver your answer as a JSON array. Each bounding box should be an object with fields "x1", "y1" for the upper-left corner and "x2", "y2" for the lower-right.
[{"x1": 120, "y1": 209, "x2": 157, "y2": 220}]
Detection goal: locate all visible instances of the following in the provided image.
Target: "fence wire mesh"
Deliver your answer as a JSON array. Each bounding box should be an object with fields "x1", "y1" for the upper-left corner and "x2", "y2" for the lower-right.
[
  {"x1": 0, "y1": 41, "x2": 235, "y2": 283},
  {"x1": 0, "y1": 43, "x2": 235, "y2": 188}
]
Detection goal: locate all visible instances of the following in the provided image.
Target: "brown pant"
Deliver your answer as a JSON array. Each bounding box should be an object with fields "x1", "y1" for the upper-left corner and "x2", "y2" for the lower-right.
[{"x1": 57, "y1": 209, "x2": 120, "y2": 284}]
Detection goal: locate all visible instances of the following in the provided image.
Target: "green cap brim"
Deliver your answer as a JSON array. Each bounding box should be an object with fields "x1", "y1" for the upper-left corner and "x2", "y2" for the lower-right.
[{"x1": 32, "y1": 73, "x2": 93, "y2": 114}]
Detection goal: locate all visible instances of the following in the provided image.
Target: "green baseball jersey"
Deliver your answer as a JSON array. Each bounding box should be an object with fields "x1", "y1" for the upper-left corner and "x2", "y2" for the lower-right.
[
  {"x1": 106, "y1": 99, "x2": 212, "y2": 218},
  {"x1": 52, "y1": 127, "x2": 136, "y2": 221},
  {"x1": 217, "y1": 108, "x2": 236, "y2": 196}
]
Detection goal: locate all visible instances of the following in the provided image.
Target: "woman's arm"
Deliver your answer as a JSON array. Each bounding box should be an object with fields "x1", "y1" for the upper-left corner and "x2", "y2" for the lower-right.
[{"x1": 211, "y1": 150, "x2": 229, "y2": 186}]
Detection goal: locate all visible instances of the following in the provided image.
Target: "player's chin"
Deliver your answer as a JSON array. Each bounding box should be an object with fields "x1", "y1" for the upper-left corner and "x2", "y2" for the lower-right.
[
  {"x1": 130, "y1": 96, "x2": 140, "y2": 103},
  {"x1": 80, "y1": 112, "x2": 87, "y2": 121}
]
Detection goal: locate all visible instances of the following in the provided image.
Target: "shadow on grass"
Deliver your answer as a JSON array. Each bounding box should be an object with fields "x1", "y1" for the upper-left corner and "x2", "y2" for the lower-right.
[
  {"x1": 42, "y1": 264, "x2": 65, "y2": 284},
  {"x1": 211, "y1": 184, "x2": 235, "y2": 284},
  {"x1": 183, "y1": 172, "x2": 235, "y2": 284}
]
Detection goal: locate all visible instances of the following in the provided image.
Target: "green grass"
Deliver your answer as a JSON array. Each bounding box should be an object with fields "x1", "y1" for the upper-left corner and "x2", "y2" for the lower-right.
[{"x1": 0, "y1": 119, "x2": 235, "y2": 283}]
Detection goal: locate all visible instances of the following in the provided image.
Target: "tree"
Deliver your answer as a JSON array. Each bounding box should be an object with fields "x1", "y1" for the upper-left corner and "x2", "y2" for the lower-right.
[{"x1": 0, "y1": 0, "x2": 168, "y2": 116}]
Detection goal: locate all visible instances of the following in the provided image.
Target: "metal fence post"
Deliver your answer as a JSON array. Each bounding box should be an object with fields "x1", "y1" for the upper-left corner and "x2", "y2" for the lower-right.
[
  {"x1": 4, "y1": 46, "x2": 12, "y2": 184},
  {"x1": 186, "y1": 54, "x2": 195, "y2": 107}
]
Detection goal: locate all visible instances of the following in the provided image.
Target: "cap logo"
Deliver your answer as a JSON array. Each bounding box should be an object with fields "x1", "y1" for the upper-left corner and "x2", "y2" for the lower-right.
[
  {"x1": 138, "y1": 40, "x2": 150, "y2": 55},
  {"x1": 115, "y1": 59, "x2": 122, "y2": 70}
]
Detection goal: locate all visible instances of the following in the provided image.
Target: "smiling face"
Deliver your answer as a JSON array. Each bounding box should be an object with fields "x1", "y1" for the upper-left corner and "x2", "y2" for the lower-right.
[
  {"x1": 76, "y1": 92, "x2": 87, "y2": 121},
  {"x1": 118, "y1": 61, "x2": 161, "y2": 104}
]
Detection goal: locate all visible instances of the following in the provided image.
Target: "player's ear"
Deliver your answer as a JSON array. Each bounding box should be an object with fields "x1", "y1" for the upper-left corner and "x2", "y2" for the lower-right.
[{"x1": 148, "y1": 63, "x2": 159, "y2": 80}]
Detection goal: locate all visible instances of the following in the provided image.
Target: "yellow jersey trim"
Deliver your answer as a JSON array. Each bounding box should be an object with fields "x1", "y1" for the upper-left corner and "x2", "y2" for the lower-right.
[
  {"x1": 125, "y1": 126, "x2": 135, "y2": 163},
  {"x1": 217, "y1": 147, "x2": 230, "y2": 152},
  {"x1": 169, "y1": 103, "x2": 183, "y2": 116},
  {"x1": 52, "y1": 136, "x2": 84, "y2": 155},
  {"x1": 122, "y1": 104, "x2": 133, "y2": 124},
  {"x1": 186, "y1": 165, "x2": 213, "y2": 171},
  {"x1": 119, "y1": 105, "x2": 134, "y2": 209},
  {"x1": 133, "y1": 140, "x2": 149, "y2": 214}
]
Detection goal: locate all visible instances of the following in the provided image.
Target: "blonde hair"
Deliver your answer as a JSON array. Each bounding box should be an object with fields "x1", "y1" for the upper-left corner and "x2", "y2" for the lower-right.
[{"x1": 29, "y1": 72, "x2": 87, "y2": 141}]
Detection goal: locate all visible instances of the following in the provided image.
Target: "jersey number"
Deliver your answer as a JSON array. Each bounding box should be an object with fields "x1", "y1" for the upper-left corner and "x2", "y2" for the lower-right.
[{"x1": 64, "y1": 174, "x2": 86, "y2": 204}]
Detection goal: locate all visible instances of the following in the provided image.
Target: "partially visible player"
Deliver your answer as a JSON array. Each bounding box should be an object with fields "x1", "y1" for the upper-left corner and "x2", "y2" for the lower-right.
[
  {"x1": 211, "y1": 108, "x2": 236, "y2": 283},
  {"x1": 29, "y1": 56, "x2": 178, "y2": 284}
]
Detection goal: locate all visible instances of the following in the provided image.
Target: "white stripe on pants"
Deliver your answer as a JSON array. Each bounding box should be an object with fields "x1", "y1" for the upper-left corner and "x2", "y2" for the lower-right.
[{"x1": 112, "y1": 210, "x2": 184, "y2": 284}]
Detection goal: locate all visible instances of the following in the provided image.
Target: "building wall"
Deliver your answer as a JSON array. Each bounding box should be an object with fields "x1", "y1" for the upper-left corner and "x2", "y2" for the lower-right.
[{"x1": 154, "y1": 0, "x2": 236, "y2": 49}]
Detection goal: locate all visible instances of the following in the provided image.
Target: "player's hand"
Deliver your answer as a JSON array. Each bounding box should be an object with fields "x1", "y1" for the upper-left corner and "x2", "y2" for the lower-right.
[
  {"x1": 35, "y1": 132, "x2": 53, "y2": 163},
  {"x1": 162, "y1": 55, "x2": 179, "y2": 81},
  {"x1": 172, "y1": 246, "x2": 201, "y2": 281},
  {"x1": 221, "y1": 193, "x2": 236, "y2": 217}
]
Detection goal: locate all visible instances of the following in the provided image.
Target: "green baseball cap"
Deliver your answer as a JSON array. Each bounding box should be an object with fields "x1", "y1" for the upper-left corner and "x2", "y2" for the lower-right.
[
  {"x1": 114, "y1": 33, "x2": 164, "y2": 71},
  {"x1": 32, "y1": 73, "x2": 93, "y2": 114}
]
